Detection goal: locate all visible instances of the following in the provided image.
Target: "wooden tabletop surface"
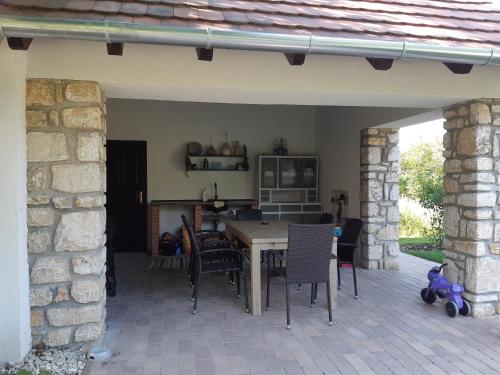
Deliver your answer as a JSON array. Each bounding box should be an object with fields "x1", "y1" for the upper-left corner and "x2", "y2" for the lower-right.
[{"x1": 225, "y1": 220, "x2": 290, "y2": 244}]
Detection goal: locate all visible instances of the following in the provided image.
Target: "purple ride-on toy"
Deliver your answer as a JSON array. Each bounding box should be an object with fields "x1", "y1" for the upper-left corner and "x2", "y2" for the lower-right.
[{"x1": 420, "y1": 263, "x2": 471, "y2": 318}]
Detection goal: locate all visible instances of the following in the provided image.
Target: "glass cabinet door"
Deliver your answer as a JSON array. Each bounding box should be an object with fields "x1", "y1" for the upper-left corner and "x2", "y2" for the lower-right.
[
  {"x1": 260, "y1": 157, "x2": 277, "y2": 189},
  {"x1": 279, "y1": 158, "x2": 300, "y2": 188},
  {"x1": 301, "y1": 158, "x2": 317, "y2": 189}
]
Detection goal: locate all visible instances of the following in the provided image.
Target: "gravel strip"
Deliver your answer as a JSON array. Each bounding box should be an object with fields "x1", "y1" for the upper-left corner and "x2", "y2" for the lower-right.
[{"x1": 0, "y1": 347, "x2": 87, "y2": 375}]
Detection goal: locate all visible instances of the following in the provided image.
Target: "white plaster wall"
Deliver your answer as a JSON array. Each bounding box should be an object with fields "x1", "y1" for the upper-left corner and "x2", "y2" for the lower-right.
[
  {"x1": 316, "y1": 107, "x2": 431, "y2": 219},
  {"x1": 26, "y1": 39, "x2": 500, "y2": 107},
  {"x1": 107, "y1": 99, "x2": 317, "y2": 232},
  {"x1": 0, "y1": 44, "x2": 31, "y2": 362}
]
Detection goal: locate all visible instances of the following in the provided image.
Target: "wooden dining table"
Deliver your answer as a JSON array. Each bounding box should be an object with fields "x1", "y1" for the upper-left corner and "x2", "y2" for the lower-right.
[{"x1": 225, "y1": 220, "x2": 338, "y2": 315}]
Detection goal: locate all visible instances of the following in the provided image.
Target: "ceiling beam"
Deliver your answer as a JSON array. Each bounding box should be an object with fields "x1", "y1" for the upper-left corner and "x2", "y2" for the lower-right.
[
  {"x1": 106, "y1": 42, "x2": 123, "y2": 56},
  {"x1": 196, "y1": 48, "x2": 213, "y2": 62},
  {"x1": 366, "y1": 58, "x2": 393, "y2": 71},
  {"x1": 285, "y1": 53, "x2": 306, "y2": 66},
  {"x1": 443, "y1": 62, "x2": 473, "y2": 74},
  {"x1": 7, "y1": 37, "x2": 32, "y2": 50}
]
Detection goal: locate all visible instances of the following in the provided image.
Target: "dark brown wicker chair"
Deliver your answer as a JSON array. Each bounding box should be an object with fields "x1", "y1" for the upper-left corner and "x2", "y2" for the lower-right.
[
  {"x1": 337, "y1": 218, "x2": 363, "y2": 299},
  {"x1": 236, "y1": 208, "x2": 263, "y2": 221},
  {"x1": 181, "y1": 215, "x2": 249, "y2": 314},
  {"x1": 266, "y1": 224, "x2": 336, "y2": 328},
  {"x1": 318, "y1": 213, "x2": 334, "y2": 224}
]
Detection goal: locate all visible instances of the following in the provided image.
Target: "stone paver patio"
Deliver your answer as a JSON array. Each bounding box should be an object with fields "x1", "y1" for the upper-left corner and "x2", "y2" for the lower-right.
[{"x1": 88, "y1": 253, "x2": 500, "y2": 375}]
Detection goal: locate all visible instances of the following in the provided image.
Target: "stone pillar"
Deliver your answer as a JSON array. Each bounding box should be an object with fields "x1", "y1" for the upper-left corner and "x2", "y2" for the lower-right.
[
  {"x1": 26, "y1": 79, "x2": 107, "y2": 346},
  {"x1": 360, "y1": 128, "x2": 400, "y2": 270},
  {"x1": 0, "y1": 46, "x2": 31, "y2": 362},
  {"x1": 443, "y1": 100, "x2": 500, "y2": 317}
]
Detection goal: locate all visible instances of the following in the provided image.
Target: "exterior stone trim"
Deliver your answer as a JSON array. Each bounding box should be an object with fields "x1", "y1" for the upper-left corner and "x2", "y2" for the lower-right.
[
  {"x1": 26, "y1": 79, "x2": 107, "y2": 346},
  {"x1": 360, "y1": 128, "x2": 400, "y2": 270},
  {"x1": 443, "y1": 100, "x2": 500, "y2": 317}
]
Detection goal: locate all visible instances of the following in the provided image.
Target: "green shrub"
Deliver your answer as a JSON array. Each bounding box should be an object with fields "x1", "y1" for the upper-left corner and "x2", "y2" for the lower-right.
[{"x1": 400, "y1": 208, "x2": 429, "y2": 237}]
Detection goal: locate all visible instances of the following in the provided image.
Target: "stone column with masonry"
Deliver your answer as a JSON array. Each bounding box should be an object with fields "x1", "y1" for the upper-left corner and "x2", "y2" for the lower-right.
[
  {"x1": 360, "y1": 128, "x2": 400, "y2": 270},
  {"x1": 26, "y1": 79, "x2": 107, "y2": 346},
  {"x1": 443, "y1": 100, "x2": 500, "y2": 317}
]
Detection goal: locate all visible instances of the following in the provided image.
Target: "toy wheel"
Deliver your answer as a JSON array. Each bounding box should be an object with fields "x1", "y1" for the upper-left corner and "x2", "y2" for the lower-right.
[
  {"x1": 437, "y1": 291, "x2": 446, "y2": 299},
  {"x1": 445, "y1": 301, "x2": 459, "y2": 318},
  {"x1": 421, "y1": 288, "x2": 436, "y2": 304},
  {"x1": 459, "y1": 300, "x2": 471, "y2": 316}
]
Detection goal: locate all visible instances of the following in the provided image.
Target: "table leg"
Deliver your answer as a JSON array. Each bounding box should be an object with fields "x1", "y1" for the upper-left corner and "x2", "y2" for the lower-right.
[
  {"x1": 151, "y1": 205, "x2": 159, "y2": 257},
  {"x1": 250, "y1": 245, "x2": 262, "y2": 315}
]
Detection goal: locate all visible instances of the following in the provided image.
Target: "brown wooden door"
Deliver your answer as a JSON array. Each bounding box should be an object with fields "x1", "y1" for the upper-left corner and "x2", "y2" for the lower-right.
[{"x1": 106, "y1": 140, "x2": 147, "y2": 252}]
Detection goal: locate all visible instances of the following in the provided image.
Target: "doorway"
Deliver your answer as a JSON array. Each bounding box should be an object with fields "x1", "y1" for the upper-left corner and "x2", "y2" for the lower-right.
[{"x1": 106, "y1": 140, "x2": 148, "y2": 252}]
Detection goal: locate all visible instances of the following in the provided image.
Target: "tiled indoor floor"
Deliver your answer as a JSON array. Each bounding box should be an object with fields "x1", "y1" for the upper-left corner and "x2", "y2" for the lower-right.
[{"x1": 88, "y1": 253, "x2": 500, "y2": 375}]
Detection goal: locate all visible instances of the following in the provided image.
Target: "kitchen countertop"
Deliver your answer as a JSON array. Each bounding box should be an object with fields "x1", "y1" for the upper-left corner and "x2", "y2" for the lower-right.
[{"x1": 151, "y1": 199, "x2": 257, "y2": 206}]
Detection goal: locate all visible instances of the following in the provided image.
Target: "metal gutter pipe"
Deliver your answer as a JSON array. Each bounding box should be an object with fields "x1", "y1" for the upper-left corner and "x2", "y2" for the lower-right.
[{"x1": 1, "y1": 15, "x2": 500, "y2": 66}]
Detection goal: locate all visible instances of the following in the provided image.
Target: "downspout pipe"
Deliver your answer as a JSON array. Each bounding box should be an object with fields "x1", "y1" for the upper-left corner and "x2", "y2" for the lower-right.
[{"x1": 1, "y1": 15, "x2": 500, "y2": 66}]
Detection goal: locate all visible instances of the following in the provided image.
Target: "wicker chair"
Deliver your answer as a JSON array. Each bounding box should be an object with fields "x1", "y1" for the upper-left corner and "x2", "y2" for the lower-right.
[
  {"x1": 318, "y1": 213, "x2": 334, "y2": 224},
  {"x1": 235, "y1": 208, "x2": 263, "y2": 221},
  {"x1": 337, "y1": 218, "x2": 363, "y2": 299},
  {"x1": 266, "y1": 224, "x2": 336, "y2": 328},
  {"x1": 181, "y1": 215, "x2": 249, "y2": 314}
]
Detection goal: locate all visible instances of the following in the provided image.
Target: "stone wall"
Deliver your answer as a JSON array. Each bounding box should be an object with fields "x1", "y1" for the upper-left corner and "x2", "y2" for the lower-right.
[
  {"x1": 443, "y1": 100, "x2": 500, "y2": 317},
  {"x1": 360, "y1": 128, "x2": 400, "y2": 270},
  {"x1": 26, "y1": 79, "x2": 107, "y2": 346}
]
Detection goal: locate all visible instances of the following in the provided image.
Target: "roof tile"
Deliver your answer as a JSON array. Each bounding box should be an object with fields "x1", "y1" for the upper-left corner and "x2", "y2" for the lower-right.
[
  {"x1": 92, "y1": 1, "x2": 122, "y2": 13},
  {"x1": 174, "y1": 6, "x2": 199, "y2": 20},
  {"x1": 120, "y1": 2, "x2": 147, "y2": 15},
  {"x1": 147, "y1": 4, "x2": 174, "y2": 18},
  {"x1": 198, "y1": 8, "x2": 224, "y2": 22}
]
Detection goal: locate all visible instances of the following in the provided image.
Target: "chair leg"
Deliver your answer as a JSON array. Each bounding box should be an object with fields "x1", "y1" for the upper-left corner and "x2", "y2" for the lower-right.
[
  {"x1": 229, "y1": 271, "x2": 235, "y2": 285},
  {"x1": 286, "y1": 282, "x2": 291, "y2": 329},
  {"x1": 313, "y1": 283, "x2": 318, "y2": 303},
  {"x1": 337, "y1": 263, "x2": 341, "y2": 290},
  {"x1": 187, "y1": 253, "x2": 192, "y2": 277},
  {"x1": 191, "y1": 260, "x2": 197, "y2": 300},
  {"x1": 326, "y1": 281, "x2": 333, "y2": 326},
  {"x1": 310, "y1": 284, "x2": 315, "y2": 307},
  {"x1": 352, "y1": 264, "x2": 358, "y2": 299},
  {"x1": 236, "y1": 270, "x2": 241, "y2": 298},
  {"x1": 192, "y1": 272, "x2": 201, "y2": 314},
  {"x1": 266, "y1": 251, "x2": 271, "y2": 311},
  {"x1": 243, "y1": 268, "x2": 249, "y2": 313}
]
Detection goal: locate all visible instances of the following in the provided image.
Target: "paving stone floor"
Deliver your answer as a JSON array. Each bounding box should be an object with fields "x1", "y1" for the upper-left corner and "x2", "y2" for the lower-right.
[{"x1": 88, "y1": 253, "x2": 500, "y2": 375}]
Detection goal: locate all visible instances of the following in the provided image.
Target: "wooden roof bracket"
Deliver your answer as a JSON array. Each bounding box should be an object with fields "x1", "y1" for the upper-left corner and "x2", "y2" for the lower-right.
[
  {"x1": 196, "y1": 47, "x2": 213, "y2": 61},
  {"x1": 7, "y1": 37, "x2": 32, "y2": 50},
  {"x1": 443, "y1": 62, "x2": 473, "y2": 74},
  {"x1": 285, "y1": 53, "x2": 306, "y2": 65},
  {"x1": 106, "y1": 42, "x2": 123, "y2": 56},
  {"x1": 366, "y1": 57, "x2": 394, "y2": 71}
]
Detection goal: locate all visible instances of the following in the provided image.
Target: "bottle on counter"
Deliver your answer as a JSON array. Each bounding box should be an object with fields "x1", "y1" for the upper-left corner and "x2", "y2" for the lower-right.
[{"x1": 202, "y1": 188, "x2": 209, "y2": 202}]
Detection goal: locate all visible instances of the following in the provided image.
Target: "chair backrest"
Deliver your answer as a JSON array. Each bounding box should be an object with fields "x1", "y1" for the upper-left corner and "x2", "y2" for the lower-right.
[
  {"x1": 236, "y1": 208, "x2": 263, "y2": 221},
  {"x1": 181, "y1": 215, "x2": 200, "y2": 258},
  {"x1": 318, "y1": 213, "x2": 334, "y2": 224},
  {"x1": 286, "y1": 224, "x2": 335, "y2": 284},
  {"x1": 339, "y1": 218, "x2": 363, "y2": 245}
]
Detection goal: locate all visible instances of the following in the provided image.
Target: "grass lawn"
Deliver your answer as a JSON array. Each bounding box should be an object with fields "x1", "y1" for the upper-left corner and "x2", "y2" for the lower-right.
[
  {"x1": 404, "y1": 249, "x2": 443, "y2": 263},
  {"x1": 400, "y1": 237, "x2": 443, "y2": 263},
  {"x1": 399, "y1": 237, "x2": 432, "y2": 246}
]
